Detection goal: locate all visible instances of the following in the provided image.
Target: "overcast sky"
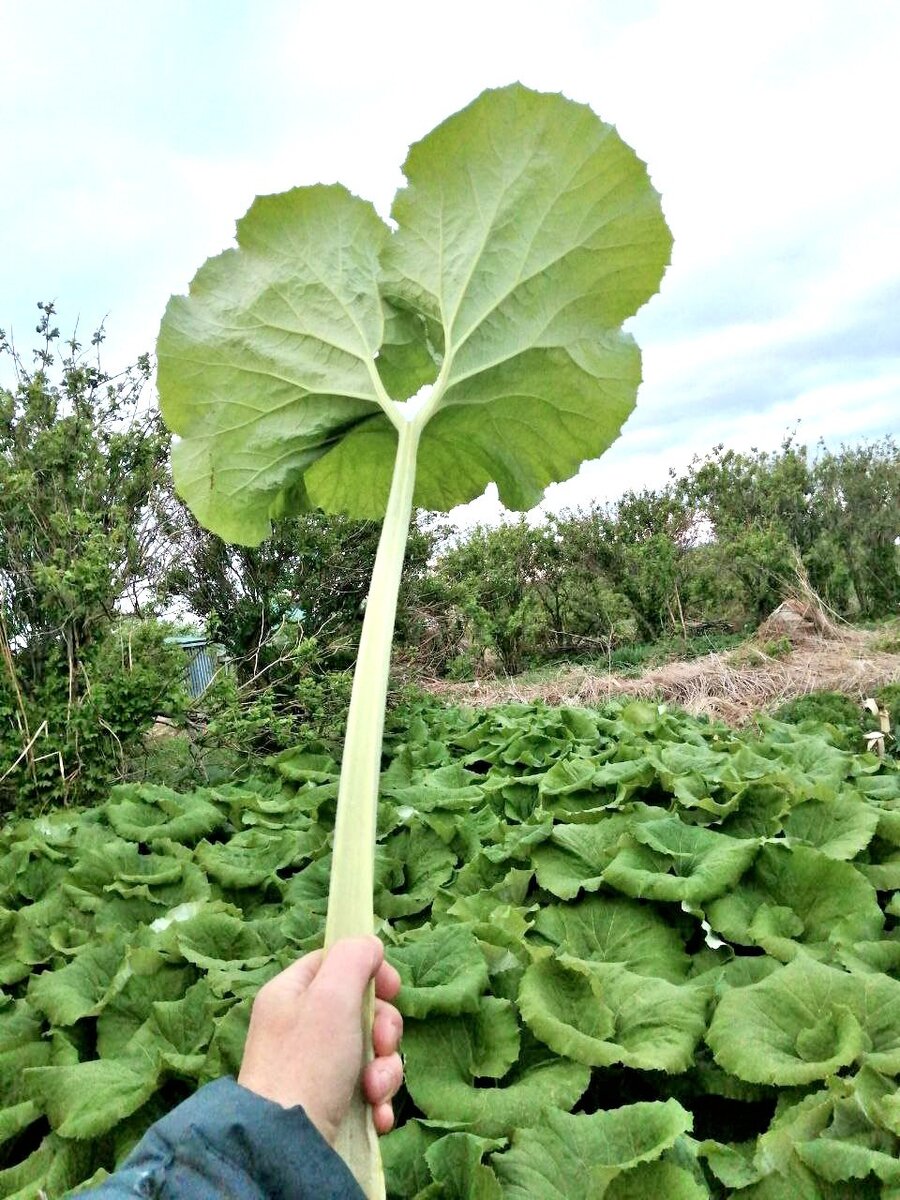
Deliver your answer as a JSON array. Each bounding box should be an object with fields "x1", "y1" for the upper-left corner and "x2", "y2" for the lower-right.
[{"x1": 1, "y1": 0, "x2": 897, "y2": 525}]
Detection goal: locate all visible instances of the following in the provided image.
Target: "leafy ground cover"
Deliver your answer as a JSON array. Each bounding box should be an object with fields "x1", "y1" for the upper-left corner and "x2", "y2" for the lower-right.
[{"x1": 2, "y1": 697, "x2": 900, "y2": 1196}]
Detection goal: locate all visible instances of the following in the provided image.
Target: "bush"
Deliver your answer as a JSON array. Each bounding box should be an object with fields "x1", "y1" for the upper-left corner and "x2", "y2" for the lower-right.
[
  {"x1": 773, "y1": 691, "x2": 864, "y2": 750},
  {"x1": 1, "y1": 619, "x2": 188, "y2": 814},
  {"x1": 181, "y1": 635, "x2": 355, "y2": 766},
  {"x1": 0, "y1": 305, "x2": 175, "y2": 812}
]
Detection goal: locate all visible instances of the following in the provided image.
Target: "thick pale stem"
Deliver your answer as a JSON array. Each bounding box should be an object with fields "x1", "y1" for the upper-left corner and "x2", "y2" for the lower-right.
[{"x1": 324, "y1": 418, "x2": 420, "y2": 1198}]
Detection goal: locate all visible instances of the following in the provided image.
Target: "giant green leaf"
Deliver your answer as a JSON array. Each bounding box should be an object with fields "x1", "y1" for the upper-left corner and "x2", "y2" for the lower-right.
[
  {"x1": 140, "y1": 978, "x2": 224, "y2": 1072},
  {"x1": 0, "y1": 1001, "x2": 52, "y2": 1105},
  {"x1": 519, "y1": 956, "x2": 709, "y2": 1072},
  {"x1": 492, "y1": 1101, "x2": 693, "y2": 1198},
  {"x1": 66, "y1": 839, "x2": 210, "y2": 915},
  {"x1": 531, "y1": 892, "x2": 690, "y2": 982},
  {"x1": 163, "y1": 907, "x2": 279, "y2": 970},
  {"x1": 538, "y1": 757, "x2": 604, "y2": 799},
  {"x1": 423, "y1": 1132, "x2": 504, "y2": 1199},
  {"x1": 855, "y1": 968, "x2": 900, "y2": 1074},
  {"x1": 0, "y1": 1133, "x2": 97, "y2": 1200},
  {"x1": 796, "y1": 1137, "x2": 900, "y2": 1186},
  {"x1": 194, "y1": 828, "x2": 306, "y2": 889},
  {"x1": 781, "y1": 793, "x2": 879, "y2": 860},
  {"x1": 387, "y1": 924, "x2": 489, "y2": 1017},
  {"x1": 0, "y1": 1099, "x2": 41, "y2": 1150},
  {"x1": 13, "y1": 890, "x2": 90, "y2": 968},
  {"x1": 790, "y1": 1073, "x2": 900, "y2": 1186},
  {"x1": 713, "y1": 1076, "x2": 900, "y2": 1198},
  {"x1": 158, "y1": 84, "x2": 671, "y2": 537},
  {"x1": 27, "y1": 939, "x2": 126, "y2": 1026},
  {"x1": 531, "y1": 815, "x2": 642, "y2": 900},
  {"x1": 158, "y1": 184, "x2": 391, "y2": 541},
  {"x1": 0, "y1": 907, "x2": 29, "y2": 985},
  {"x1": 706, "y1": 957, "x2": 866, "y2": 1085},
  {"x1": 376, "y1": 825, "x2": 457, "y2": 918},
  {"x1": 602, "y1": 817, "x2": 759, "y2": 904},
  {"x1": 25, "y1": 1056, "x2": 161, "y2": 1138},
  {"x1": 381, "y1": 1120, "x2": 442, "y2": 1198},
  {"x1": 105, "y1": 783, "x2": 228, "y2": 846},
  {"x1": 200, "y1": 997, "x2": 252, "y2": 1082},
  {"x1": 705, "y1": 843, "x2": 883, "y2": 960},
  {"x1": 402, "y1": 998, "x2": 590, "y2": 1137},
  {"x1": 96, "y1": 961, "x2": 196, "y2": 1058}
]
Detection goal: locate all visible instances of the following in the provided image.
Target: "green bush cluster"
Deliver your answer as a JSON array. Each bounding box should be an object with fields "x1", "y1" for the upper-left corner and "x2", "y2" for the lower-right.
[
  {"x1": 774, "y1": 688, "x2": 899, "y2": 757},
  {"x1": 429, "y1": 437, "x2": 899, "y2": 678},
  {"x1": 0, "y1": 306, "x2": 179, "y2": 813},
  {"x1": 1, "y1": 620, "x2": 188, "y2": 815}
]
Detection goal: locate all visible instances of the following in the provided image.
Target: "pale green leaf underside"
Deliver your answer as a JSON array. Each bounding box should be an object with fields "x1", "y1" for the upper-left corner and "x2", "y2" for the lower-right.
[{"x1": 157, "y1": 84, "x2": 671, "y2": 540}]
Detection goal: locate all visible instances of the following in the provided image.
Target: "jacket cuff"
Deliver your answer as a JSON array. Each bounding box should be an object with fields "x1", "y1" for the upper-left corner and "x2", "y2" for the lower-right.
[{"x1": 149, "y1": 1076, "x2": 365, "y2": 1199}]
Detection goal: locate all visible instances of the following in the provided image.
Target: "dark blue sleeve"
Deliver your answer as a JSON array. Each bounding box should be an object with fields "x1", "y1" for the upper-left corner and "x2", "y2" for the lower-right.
[{"x1": 83, "y1": 1077, "x2": 365, "y2": 1199}]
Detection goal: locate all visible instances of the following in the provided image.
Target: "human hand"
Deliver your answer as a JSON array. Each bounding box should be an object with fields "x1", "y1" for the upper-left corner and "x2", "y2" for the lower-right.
[{"x1": 237, "y1": 935, "x2": 403, "y2": 1144}]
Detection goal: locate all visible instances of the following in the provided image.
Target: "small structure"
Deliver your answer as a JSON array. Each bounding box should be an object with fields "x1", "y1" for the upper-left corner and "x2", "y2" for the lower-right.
[{"x1": 164, "y1": 635, "x2": 221, "y2": 698}]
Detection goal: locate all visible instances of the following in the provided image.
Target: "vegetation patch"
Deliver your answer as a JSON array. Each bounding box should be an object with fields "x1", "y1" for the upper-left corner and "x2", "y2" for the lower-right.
[
  {"x1": 3, "y1": 698, "x2": 900, "y2": 1196},
  {"x1": 435, "y1": 626, "x2": 900, "y2": 731}
]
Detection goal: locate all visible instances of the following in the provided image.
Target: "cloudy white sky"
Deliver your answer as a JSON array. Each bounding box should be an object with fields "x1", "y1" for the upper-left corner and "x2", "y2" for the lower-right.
[{"x1": 1, "y1": 0, "x2": 897, "y2": 524}]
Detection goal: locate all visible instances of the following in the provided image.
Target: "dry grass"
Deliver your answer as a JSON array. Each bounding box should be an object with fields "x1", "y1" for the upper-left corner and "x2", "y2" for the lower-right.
[{"x1": 426, "y1": 622, "x2": 900, "y2": 726}]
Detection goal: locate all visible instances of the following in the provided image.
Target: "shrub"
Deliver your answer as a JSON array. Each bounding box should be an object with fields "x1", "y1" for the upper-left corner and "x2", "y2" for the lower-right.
[{"x1": 773, "y1": 691, "x2": 864, "y2": 750}]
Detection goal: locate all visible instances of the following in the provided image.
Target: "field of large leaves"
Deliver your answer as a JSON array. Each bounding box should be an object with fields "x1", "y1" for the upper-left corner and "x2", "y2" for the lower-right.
[{"x1": 2, "y1": 697, "x2": 900, "y2": 1197}]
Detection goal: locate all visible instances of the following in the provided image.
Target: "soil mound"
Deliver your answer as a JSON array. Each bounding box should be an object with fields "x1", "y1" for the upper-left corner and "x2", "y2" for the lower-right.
[{"x1": 757, "y1": 597, "x2": 841, "y2": 644}]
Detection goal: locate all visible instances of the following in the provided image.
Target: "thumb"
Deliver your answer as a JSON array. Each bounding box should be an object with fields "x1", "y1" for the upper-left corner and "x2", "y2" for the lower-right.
[
  {"x1": 310, "y1": 936, "x2": 384, "y2": 1011},
  {"x1": 267, "y1": 948, "x2": 325, "y2": 997}
]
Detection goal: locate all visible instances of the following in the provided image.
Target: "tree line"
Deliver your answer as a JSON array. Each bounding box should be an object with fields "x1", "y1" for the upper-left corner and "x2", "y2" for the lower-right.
[
  {"x1": 438, "y1": 435, "x2": 899, "y2": 675},
  {"x1": 2, "y1": 307, "x2": 898, "y2": 810}
]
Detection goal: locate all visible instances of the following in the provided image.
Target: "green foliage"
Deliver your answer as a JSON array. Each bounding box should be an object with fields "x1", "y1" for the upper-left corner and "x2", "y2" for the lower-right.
[
  {"x1": 0, "y1": 305, "x2": 180, "y2": 811},
  {"x1": 157, "y1": 84, "x2": 671, "y2": 539},
  {"x1": 605, "y1": 633, "x2": 745, "y2": 676},
  {"x1": 759, "y1": 636, "x2": 792, "y2": 659},
  {"x1": 193, "y1": 645, "x2": 354, "y2": 763},
  {"x1": 1, "y1": 617, "x2": 188, "y2": 815},
  {"x1": 813, "y1": 441, "x2": 900, "y2": 618},
  {"x1": 161, "y1": 506, "x2": 447, "y2": 760},
  {"x1": 438, "y1": 521, "x2": 553, "y2": 676},
  {"x1": 4, "y1": 698, "x2": 900, "y2": 1194},
  {"x1": 563, "y1": 489, "x2": 697, "y2": 641},
  {"x1": 430, "y1": 435, "x2": 898, "y2": 682},
  {"x1": 682, "y1": 435, "x2": 900, "y2": 622},
  {"x1": 871, "y1": 622, "x2": 900, "y2": 655},
  {"x1": 163, "y1": 508, "x2": 384, "y2": 674},
  {"x1": 774, "y1": 691, "x2": 869, "y2": 753},
  {"x1": 877, "y1": 682, "x2": 900, "y2": 724}
]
